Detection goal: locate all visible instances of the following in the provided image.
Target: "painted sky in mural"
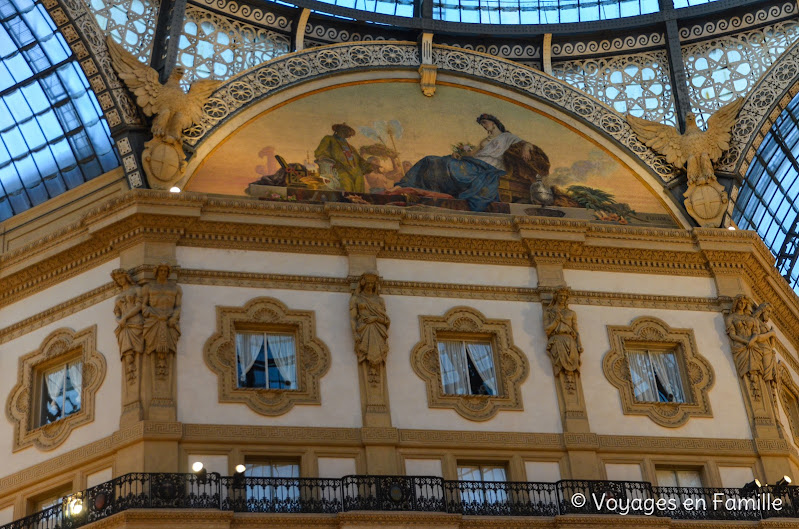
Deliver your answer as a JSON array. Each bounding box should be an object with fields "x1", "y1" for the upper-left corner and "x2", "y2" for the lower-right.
[{"x1": 187, "y1": 82, "x2": 676, "y2": 226}]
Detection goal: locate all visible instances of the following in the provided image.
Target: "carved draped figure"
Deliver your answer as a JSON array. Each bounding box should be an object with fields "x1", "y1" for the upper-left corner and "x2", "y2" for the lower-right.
[
  {"x1": 725, "y1": 305, "x2": 762, "y2": 378},
  {"x1": 350, "y1": 288, "x2": 390, "y2": 366},
  {"x1": 544, "y1": 306, "x2": 581, "y2": 375},
  {"x1": 114, "y1": 288, "x2": 144, "y2": 357},
  {"x1": 142, "y1": 281, "x2": 182, "y2": 356}
]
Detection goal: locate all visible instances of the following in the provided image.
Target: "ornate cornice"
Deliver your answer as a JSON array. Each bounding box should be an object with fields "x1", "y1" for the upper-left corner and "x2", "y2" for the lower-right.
[{"x1": 4, "y1": 191, "x2": 799, "y2": 349}]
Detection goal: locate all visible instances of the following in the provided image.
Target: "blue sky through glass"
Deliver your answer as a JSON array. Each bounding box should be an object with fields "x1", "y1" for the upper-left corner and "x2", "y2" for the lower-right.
[{"x1": 0, "y1": 0, "x2": 118, "y2": 222}]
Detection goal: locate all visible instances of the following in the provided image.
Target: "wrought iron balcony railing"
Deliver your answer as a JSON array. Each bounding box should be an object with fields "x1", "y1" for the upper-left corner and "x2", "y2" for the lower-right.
[{"x1": 3, "y1": 473, "x2": 798, "y2": 529}]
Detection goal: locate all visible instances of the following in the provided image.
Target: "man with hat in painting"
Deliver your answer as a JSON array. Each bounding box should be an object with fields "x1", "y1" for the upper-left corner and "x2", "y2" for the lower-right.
[{"x1": 314, "y1": 123, "x2": 375, "y2": 192}]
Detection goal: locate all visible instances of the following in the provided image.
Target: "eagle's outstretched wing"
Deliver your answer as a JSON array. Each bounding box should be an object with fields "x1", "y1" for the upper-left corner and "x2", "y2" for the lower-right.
[
  {"x1": 184, "y1": 80, "x2": 223, "y2": 127},
  {"x1": 106, "y1": 36, "x2": 162, "y2": 117},
  {"x1": 626, "y1": 114, "x2": 686, "y2": 168},
  {"x1": 703, "y1": 98, "x2": 744, "y2": 163}
]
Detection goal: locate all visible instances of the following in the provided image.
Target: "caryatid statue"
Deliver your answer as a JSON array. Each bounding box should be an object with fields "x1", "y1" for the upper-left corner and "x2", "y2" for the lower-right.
[
  {"x1": 112, "y1": 268, "x2": 143, "y2": 384},
  {"x1": 142, "y1": 263, "x2": 182, "y2": 378},
  {"x1": 754, "y1": 302, "x2": 778, "y2": 402},
  {"x1": 725, "y1": 294, "x2": 764, "y2": 398},
  {"x1": 350, "y1": 272, "x2": 390, "y2": 386},
  {"x1": 543, "y1": 288, "x2": 583, "y2": 392}
]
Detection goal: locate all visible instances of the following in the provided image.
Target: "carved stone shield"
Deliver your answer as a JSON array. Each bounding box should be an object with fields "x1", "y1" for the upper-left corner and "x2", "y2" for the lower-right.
[{"x1": 683, "y1": 180, "x2": 728, "y2": 228}]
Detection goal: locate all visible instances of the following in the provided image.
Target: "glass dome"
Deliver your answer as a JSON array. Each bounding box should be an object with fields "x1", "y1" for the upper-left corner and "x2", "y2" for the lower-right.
[{"x1": 0, "y1": 0, "x2": 118, "y2": 222}]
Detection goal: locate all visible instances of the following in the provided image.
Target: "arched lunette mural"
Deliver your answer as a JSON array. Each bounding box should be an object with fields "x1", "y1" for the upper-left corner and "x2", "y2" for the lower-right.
[{"x1": 180, "y1": 42, "x2": 691, "y2": 227}]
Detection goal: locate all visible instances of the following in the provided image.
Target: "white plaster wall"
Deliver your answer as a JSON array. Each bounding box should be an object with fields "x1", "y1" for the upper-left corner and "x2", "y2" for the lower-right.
[
  {"x1": 605, "y1": 463, "x2": 643, "y2": 482},
  {"x1": 177, "y1": 285, "x2": 361, "y2": 428},
  {"x1": 563, "y1": 270, "x2": 716, "y2": 298},
  {"x1": 318, "y1": 457, "x2": 357, "y2": 478},
  {"x1": 86, "y1": 467, "x2": 113, "y2": 488},
  {"x1": 176, "y1": 247, "x2": 348, "y2": 277},
  {"x1": 718, "y1": 466, "x2": 755, "y2": 488},
  {"x1": 385, "y1": 296, "x2": 561, "y2": 433},
  {"x1": 405, "y1": 459, "x2": 443, "y2": 477},
  {"x1": 187, "y1": 454, "x2": 228, "y2": 476},
  {"x1": 378, "y1": 259, "x2": 537, "y2": 288},
  {"x1": 525, "y1": 461, "x2": 561, "y2": 482},
  {"x1": 578, "y1": 305, "x2": 751, "y2": 438},
  {"x1": 0, "y1": 506, "x2": 13, "y2": 525},
  {"x1": 0, "y1": 299, "x2": 121, "y2": 479},
  {"x1": 0, "y1": 259, "x2": 119, "y2": 328}
]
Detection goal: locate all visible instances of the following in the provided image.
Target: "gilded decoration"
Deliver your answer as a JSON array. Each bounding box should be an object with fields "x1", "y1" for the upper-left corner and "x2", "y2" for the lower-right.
[
  {"x1": 410, "y1": 306, "x2": 528, "y2": 421},
  {"x1": 626, "y1": 99, "x2": 744, "y2": 228},
  {"x1": 106, "y1": 37, "x2": 222, "y2": 189},
  {"x1": 603, "y1": 317, "x2": 714, "y2": 428},
  {"x1": 203, "y1": 297, "x2": 331, "y2": 415},
  {"x1": 5, "y1": 326, "x2": 107, "y2": 451}
]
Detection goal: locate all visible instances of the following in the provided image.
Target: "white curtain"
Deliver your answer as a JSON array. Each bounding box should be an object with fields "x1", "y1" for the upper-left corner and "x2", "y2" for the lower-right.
[
  {"x1": 650, "y1": 352, "x2": 685, "y2": 403},
  {"x1": 465, "y1": 343, "x2": 497, "y2": 395},
  {"x1": 236, "y1": 333, "x2": 264, "y2": 384},
  {"x1": 627, "y1": 351, "x2": 658, "y2": 402},
  {"x1": 45, "y1": 369, "x2": 66, "y2": 407},
  {"x1": 267, "y1": 334, "x2": 297, "y2": 388},
  {"x1": 438, "y1": 341, "x2": 469, "y2": 394},
  {"x1": 67, "y1": 361, "x2": 82, "y2": 408}
]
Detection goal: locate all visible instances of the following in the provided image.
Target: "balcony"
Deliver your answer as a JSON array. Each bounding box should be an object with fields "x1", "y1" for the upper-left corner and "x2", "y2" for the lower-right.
[{"x1": 4, "y1": 473, "x2": 797, "y2": 528}]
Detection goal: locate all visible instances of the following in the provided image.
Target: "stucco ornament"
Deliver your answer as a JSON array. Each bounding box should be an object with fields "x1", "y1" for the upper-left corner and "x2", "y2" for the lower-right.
[
  {"x1": 626, "y1": 98, "x2": 744, "y2": 227},
  {"x1": 142, "y1": 263, "x2": 182, "y2": 379},
  {"x1": 112, "y1": 268, "x2": 143, "y2": 384},
  {"x1": 725, "y1": 294, "x2": 768, "y2": 399},
  {"x1": 543, "y1": 288, "x2": 583, "y2": 393},
  {"x1": 350, "y1": 272, "x2": 390, "y2": 386},
  {"x1": 106, "y1": 36, "x2": 221, "y2": 189}
]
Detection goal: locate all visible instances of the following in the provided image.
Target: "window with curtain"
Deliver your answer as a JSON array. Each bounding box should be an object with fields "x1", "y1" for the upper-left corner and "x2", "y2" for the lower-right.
[
  {"x1": 626, "y1": 349, "x2": 686, "y2": 403},
  {"x1": 457, "y1": 463, "x2": 508, "y2": 504},
  {"x1": 437, "y1": 339, "x2": 497, "y2": 396},
  {"x1": 235, "y1": 332, "x2": 297, "y2": 390},
  {"x1": 38, "y1": 360, "x2": 82, "y2": 427},
  {"x1": 244, "y1": 459, "x2": 300, "y2": 503}
]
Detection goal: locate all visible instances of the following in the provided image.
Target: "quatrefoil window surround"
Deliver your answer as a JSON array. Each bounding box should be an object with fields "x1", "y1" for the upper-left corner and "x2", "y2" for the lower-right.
[
  {"x1": 603, "y1": 317, "x2": 714, "y2": 428},
  {"x1": 203, "y1": 297, "x2": 331, "y2": 416},
  {"x1": 410, "y1": 306, "x2": 529, "y2": 421},
  {"x1": 6, "y1": 326, "x2": 106, "y2": 451}
]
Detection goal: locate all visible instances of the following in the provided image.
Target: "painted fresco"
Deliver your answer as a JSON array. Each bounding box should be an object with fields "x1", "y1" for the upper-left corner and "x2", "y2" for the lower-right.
[{"x1": 186, "y1": 82, "x2": 677, "y2": 227}]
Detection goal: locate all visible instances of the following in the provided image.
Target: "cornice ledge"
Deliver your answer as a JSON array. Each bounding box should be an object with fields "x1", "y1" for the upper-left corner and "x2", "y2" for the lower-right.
[
  {"x1": 554, "y1": 515, "x2": 669, "y2": 527},
  {"x1": 597, "y1": 435, "x2": 756, "y2": 454},
  {"x1": 337, "y1": 511, "x2": 462, "y2": 524}
]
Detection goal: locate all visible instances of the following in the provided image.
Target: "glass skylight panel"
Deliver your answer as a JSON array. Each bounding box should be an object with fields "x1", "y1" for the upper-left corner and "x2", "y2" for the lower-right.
[
  {"x1": 432, "y1": 0, "x2": 659, "y2": 23},
  {"x1": 0, "y1": 0, "x2": 119, "y2": 221},
  {"x1": 736, "y1": 91, "x2": 799, "y2": 293}
]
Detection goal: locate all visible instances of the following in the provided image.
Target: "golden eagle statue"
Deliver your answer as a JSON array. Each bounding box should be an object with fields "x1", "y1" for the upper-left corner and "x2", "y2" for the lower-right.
[
  {"x1": 626, "y1": 99, "x2": 745, "y2": 227},
  {"x1": 106, "y1": 36, "x2": 221, "y2": 188}
]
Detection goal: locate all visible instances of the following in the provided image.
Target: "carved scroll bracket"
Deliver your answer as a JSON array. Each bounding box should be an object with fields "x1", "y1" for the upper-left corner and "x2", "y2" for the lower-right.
[{"x1": 418, "y1": 32, "x2": 436, "y2": 97}]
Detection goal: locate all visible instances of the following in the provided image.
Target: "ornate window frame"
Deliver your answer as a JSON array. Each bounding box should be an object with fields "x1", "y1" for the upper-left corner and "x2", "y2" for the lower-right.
[
  {"x1": 5, "y1": 326, "x2": 107, "y2": 452},
  {"x1": 603, "y1": 317, "x2": 714, "y2": 428},
  {"x1": 410, "y1": 306, "x2": 528, "y2": 421},
  {"x1": 203, "y1": 297, "x2": 331, "y2": 416},
  {"x1": 778, "y1": 364, "x2": 799, "y2": 446}
]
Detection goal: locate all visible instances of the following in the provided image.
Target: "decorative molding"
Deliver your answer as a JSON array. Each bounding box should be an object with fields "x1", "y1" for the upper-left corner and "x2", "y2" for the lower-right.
[
  {"x1": 181, "y1": 41, "x2": 677, "y2": 183},
  {"x1": 679, "y1": 0, "x2": 797, "y2": 43},
  {"x1": 724, "y1": 36, "x2": 799, "y2": 175},
  {"x1": 603, "y1": 317, "x2": 715, "y2": 428},
  {"x1": 181, "y1": 423, "x2": 360, "y2": 443},
  {"x1": 410, "y1": 306, "x2": 529, "y2": 421},
  {"x1": 5, "y1": 192, "x2": 799, "y2": 352},
  {"x1": 203, "y1": 297, "x2": 331, "y2": 415},
  {"x1": 551, "y1": 32, "x2": 665, "y2": 58},
  {"x1": 597, "y1": 435, "x2": 755, "y2": 453},
  {"x1": 0, "y1": 282, "x2": 116, "y2": 345},
  {"x1": 189, "y1": 0, "x2": 293, "y2": 30},
  {"x1": 5, "y1": 326, "x2": 107, "y2": 451}
]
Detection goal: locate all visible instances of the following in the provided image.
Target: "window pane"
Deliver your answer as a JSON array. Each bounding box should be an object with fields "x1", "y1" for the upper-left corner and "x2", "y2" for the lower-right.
[
  {"x1": 235, "y1": 332, "x2": 265, "y2": 388},
  {"x1": 245, "y1": 460, "x2": 300, "y2": 503},
  {"x1": 438, "y1": 340, "x2": 496, "y2": 396},
  {"x1": 627, "y1": 351, "x2": 657, "y2": 402},
  {"x1": 38, "y1": 361, "x2": 81, "y2": 426},
  {"x1": 266, "y1": 334, "x2": 296, "y2": 389}
]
